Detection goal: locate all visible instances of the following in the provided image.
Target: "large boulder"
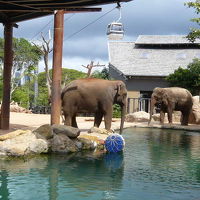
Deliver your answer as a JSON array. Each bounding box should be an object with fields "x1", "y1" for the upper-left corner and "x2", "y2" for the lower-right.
[
  {"x1": 125, "y1": 111, "x2": 150, "y2": 122},
  {"x1": 33, "y1": 124, "x2": 54, "y2": 140},
  {"x1": 51, "y1": 134, "x2": 78, "y2": 153},
  {"x1": 0, "y1": 130, "x2": 48, "y2": 156},
  {"x1": 76, "y1": 137, "x2": 97, "y2": 150},
  {"x1": 78, "y1": 134, "x2": 105, "y2": 150},
  {"x1": 189, "y1": 96, "x2": 200, "y2": 124},
  {"x1": 152, "y1": 111, "x2": 181, "y2": 123},
  {"x1": 88, "y1": 127, "x2": 111, "y2": 135},
  {"x1": 52, "y1": 124, "x2": 80, "y2": 138}
]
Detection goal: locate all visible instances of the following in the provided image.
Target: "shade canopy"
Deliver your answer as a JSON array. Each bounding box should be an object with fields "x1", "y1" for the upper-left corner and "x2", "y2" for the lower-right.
[{"x1": 0, "y1": 0, "x2": 131, "y2": 23}]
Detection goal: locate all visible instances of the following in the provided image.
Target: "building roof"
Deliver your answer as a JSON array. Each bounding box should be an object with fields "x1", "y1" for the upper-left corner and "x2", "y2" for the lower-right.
[
  {"x1": 0, "y1": 0, "x2": 131, "y2": 23},
  {"x1": 135, "y1": 35, "x2": 200, "y2": 45},
  {"x1": 108, "y1": 35, "x2": 200, "y2": 77}
]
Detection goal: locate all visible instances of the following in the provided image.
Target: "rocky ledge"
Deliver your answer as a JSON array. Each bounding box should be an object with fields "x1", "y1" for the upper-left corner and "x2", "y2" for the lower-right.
[{"x1": 0, "y1": 124, "x2": 109, "y2": 157}]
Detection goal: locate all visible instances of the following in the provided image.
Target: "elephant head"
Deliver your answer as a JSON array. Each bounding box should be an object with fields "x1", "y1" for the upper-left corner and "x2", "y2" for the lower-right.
[
  {"x1": 114, "y1": 81, "x2": 127, "y2": 134},
  {"x1": 148, "y1": 87, "x2": 168, "y2": 124}
]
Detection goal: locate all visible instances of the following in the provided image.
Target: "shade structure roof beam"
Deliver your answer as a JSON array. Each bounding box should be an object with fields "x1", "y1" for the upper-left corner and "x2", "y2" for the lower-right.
[{"x1": 0, "y1": 0, "x2": 131, "y2": 23}]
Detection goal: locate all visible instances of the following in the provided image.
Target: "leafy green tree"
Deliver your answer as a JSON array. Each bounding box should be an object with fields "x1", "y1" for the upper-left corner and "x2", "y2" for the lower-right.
[
  {"x1": 166, "y1": 59, "x2": 200, "y2": 95},
  {"x1": 12, "y1": 85, "x2": 30, "y2": 108},
  {"x1": 92, "y1": 67, "x2": 110, "y2": 79},
  {"x1": 0, "y1": 37, "x2": 42, "y2": 97},
  {"x1": 36, "y1": 68, "x2": 86, "y2": 106},
  {"x1": 185, "y1": 1, "x2": 200, "y2": 42}
]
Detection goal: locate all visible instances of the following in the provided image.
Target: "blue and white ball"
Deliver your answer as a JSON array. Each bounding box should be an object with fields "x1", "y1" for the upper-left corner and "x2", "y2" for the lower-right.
[{"x1": 105, "y1": 133, "x2": 125, "y2": 153}]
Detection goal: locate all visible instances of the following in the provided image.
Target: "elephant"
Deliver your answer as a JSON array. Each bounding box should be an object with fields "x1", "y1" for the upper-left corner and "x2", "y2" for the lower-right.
[
  {"x1": 61, "y1": 78, "x2": 127, "y2": 134},
  {"x1": 148, "y1": 87, "x2": 193, "y2": 126}
]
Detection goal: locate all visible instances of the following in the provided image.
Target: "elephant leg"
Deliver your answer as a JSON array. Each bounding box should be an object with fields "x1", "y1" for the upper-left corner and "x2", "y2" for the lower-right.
[
  {"x1": 103, "y1": 106, "x2": 113, "y2": 131},
  {"x1": 160, "y1": 111, "x2": 165, "y2": 125},
  {"x1": 167, "y1": 111, "x2": 173, "y2": 125},
  {"x1": 166, "y1": 103, "x2": 173, "y2": 125},
  {"x1": 64, "y1": 114, "x2": 72, "y2": 126},
  {"x1": 72, "y1": 115, "x2": 78, "y2": 128},
  {"x1": 181, "y1": 111, "x2": 189, "y2": 126},
  {"x1": 94, "y1": 112, "x2": 103, "y2": 127}
]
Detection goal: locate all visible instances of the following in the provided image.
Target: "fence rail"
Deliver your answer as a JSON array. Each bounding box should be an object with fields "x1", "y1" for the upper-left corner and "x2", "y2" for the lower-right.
[
  {"x1": 127, "y1": 98, "x2": 151, "y2": 114},
  {"x1": 31, "y1": 97, "x2": 152, "y2": 115},
  {"x1": 31, "y1": 106, "x2": 51, "y2": 114}
]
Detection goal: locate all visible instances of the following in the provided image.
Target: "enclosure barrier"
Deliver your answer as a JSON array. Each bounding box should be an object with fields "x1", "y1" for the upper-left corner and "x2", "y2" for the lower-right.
[
  {"x1": 127, "y1": 98, "x2": 151, "y2": 114},
  {"x1": 31, "y1": 97, "x2": 152, "y2": 115}
]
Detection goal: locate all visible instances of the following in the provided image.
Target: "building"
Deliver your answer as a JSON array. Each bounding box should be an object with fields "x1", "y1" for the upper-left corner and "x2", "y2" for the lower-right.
[{"x1": 108, "y1": 35, "x2": 200, "y2": 112}]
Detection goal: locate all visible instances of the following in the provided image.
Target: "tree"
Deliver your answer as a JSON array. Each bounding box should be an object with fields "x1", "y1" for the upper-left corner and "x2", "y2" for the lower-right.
[
  {"x1": 82, "y1": 61, "x2": 105, "y2": 77},
  {"x1": 36, "y1": 68, "x2": 86, "y2": 106},
  {"x1": 33, "y1": 33, "x2": 53, "y2": 101},
  {"x1": 185, "y1": 1, "x2": 200, "y2": 42},
  {"x1": 0, "y1": 37, "x2": 42, "y2": 97},
  {"x1": 92, "y1": 67, "x2": 110, "y2": 79},
  {"x1": 166, "y1": 59, "x2": 200, "y2": 95}
]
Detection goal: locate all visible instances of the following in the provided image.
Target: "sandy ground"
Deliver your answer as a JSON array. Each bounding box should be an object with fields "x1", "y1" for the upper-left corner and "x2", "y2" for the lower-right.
[
  {"x1": 0, "y1": 112, "x2": 200, "y2": 135},
  {"x1": 0, "y1": 112, "x2": 130, "y2": 135}
]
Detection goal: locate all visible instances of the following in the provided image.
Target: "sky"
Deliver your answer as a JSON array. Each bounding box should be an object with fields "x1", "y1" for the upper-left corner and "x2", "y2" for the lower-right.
[{"x1": 0, "y1": 0, "x2": 198, "y2": 73}]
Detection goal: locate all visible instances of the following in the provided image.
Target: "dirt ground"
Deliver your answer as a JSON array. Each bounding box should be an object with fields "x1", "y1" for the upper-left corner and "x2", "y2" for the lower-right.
[
  {"x1": 0, "y1": 112, "x2": 200, "y2": 135},
  {"x1": 0, "y1": 112, "x2": 128, "y2": 135}
]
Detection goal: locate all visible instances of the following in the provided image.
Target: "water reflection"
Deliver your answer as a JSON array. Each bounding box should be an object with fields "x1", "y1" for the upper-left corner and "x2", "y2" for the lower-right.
[
  {"x1": 0, "y1": 151, "x2": 124, "y2": 200},
  {"x1": 0, "y1": 128, "x2": 200, "y2": 200}
]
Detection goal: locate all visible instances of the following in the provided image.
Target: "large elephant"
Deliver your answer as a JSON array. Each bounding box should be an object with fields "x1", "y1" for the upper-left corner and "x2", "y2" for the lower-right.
[
  {"x1": 148, "y1": 87, "x2": 193, "y2": 125},
  {"x1": 61, "y1": 78, "x2": 127, "y2": 134}
]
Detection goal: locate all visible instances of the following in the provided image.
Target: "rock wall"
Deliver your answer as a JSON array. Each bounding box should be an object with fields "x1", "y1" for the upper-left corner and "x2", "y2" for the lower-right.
[{"x1": 0, "y1": 125, "x2": 107, "y2": 157}]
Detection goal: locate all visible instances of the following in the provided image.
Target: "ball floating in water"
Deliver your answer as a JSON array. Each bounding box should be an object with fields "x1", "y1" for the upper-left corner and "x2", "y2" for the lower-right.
[{"x1": 105, "y1": 133, "x2": 125, "y2": 153}]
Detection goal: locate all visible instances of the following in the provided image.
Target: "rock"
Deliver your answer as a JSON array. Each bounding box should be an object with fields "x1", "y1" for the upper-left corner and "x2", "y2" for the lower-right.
[
  {"x1": 33, "y1": 124, "x2": 54, "y2": 140},
  {"x1": 125, "y1": 111, "x2": 150, "y2": 122},
  {"x1": 78, "y1": 134, "x2": 105, "y2": 150},
  {"x1": 77, "y1": 137, "x2": 97, "y2": 150},
  {"x1": 51, "y1": 134, "x2": 78, "y2": 153},
  {"x1": 189, "y1": 96, "x2": 200, "y2": 124},
  {"x1": 88, "y1": 127, "x2": 110, "y2": 135},
  {"x1": 152, "y1": 112, "x2": 182, "y2": 123},
  {"x1": 52, "y1": 124, "x2": 80, "y2": 138},
  {"x1": 0, "y1": 129, "x2": 28, "y2": 141},
  {"x1": 0, "y1": 131, "x2": 48, "y2": 156}
]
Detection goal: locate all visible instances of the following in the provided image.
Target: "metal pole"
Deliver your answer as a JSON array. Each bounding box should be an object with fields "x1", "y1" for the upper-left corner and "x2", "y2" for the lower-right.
[
  {"x1": 1, "y1": 23, "x2": 13, "y2": 129},
  {"x1": 51, "y1": 10, "x2": 64, "y2": 125}
]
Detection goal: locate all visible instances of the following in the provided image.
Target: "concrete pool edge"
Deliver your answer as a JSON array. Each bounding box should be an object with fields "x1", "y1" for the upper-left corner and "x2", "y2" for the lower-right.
[{"x1": 121, "y1": 122, "x2": 200, "y2": 133}]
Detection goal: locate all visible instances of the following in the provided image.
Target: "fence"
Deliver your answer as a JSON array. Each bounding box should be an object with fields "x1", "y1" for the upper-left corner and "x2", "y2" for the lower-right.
[
  {"x1": 31, "y1": 97, "x2": 152, "y2": 115},
  {"x1": 31, "y1": 106, "x2": 51, "y2": 114},
  {"x1": 127, "y1": 98, "x2": 151, "y2": 114}
]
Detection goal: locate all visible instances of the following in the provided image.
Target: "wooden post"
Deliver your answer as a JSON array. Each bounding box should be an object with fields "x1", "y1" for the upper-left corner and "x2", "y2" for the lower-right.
[
  {"x1": 1, "y1": 23, "x2": 13, "y2": 129},
  {"x1": 51, "y1": 10, "x2": 64, "y2": 125}
]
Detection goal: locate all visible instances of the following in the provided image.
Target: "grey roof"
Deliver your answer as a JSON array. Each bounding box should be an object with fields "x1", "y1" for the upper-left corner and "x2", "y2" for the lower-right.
[
  {"x1": 108, "y1": 35, "x2": 200, "y2": 77},
  {"x1": 135, "y1": 35, "x2": 200, "y2": 45}
]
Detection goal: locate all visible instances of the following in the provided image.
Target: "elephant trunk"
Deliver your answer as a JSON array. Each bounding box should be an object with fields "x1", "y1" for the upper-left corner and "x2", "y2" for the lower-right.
[
  {"x1": 119, "y1": 103, "x2": 126, "y2": 134},
  {"x1": 148, "y1": 97, "x2": 156, "y2": 125}
]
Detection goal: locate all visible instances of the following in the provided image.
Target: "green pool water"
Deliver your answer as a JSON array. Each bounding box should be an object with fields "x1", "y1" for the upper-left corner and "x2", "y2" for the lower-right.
[{"x1": 0, "y1": 128, "x2": 200, "y2": 200}]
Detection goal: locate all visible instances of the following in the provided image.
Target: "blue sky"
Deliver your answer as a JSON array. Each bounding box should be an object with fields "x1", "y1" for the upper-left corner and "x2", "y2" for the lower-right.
[{"x1": 0, "y1": 0, "x2": 198, "y2": 73}]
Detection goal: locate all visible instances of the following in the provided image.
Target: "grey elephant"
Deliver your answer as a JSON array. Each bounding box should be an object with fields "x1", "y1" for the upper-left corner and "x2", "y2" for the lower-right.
[
  {"x1": 148, "y1": 87, "x2": 193, "y2": 125},
  {"x1": 61, "y1": 78, "x2": 127, "y2": 134}
]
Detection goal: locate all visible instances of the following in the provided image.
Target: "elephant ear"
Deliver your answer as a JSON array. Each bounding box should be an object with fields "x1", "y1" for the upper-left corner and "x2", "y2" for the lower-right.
[
  {"x1": 159, "y1": 89, "x2": 169, "y2": 105},
  {"x1": 116, "y1": 82, "x2": 126, "y2": 96}
]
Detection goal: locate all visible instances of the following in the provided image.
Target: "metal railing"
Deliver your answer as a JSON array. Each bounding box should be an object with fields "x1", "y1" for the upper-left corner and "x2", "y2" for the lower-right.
[
  {"x1": 31, "y1": 106, "x2": 51, "y2": 114},
  {"x1": 127, "y1": 98, "x2": 151, "y2": 114},
  {"x1": 30, "y1": 97, "x2": 152, "y2": 115}
]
